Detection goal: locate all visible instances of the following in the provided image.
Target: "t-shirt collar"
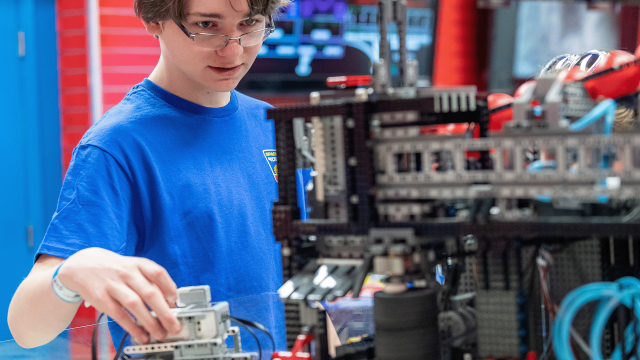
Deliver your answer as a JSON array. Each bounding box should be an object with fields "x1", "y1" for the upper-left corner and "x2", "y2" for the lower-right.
[{"x1": 140, "y1": 78, "x2": 239, "y2": 118}]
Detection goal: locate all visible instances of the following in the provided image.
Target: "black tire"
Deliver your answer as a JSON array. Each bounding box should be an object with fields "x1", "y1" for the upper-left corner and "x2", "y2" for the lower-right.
[
  {"x1": 375, "y1": 328, "x2": 441, "y2": 360},
  {"x1": 374, "y1": 289, "x2": 439, "y2": 331}
]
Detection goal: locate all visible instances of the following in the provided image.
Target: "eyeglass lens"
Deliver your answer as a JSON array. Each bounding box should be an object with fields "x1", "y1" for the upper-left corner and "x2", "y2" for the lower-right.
[
  {"x1": 576, "y1": 52, "x2": 604, "y2": 72},
  {"x1": 541, "y1": 54, "x2": 576, "y2": 74},
  {"x1": 541, "y1": 51, "x2": 607, "y2": 76},
  {"x1": 192, "y1": 29, "x2": 269, "y2": 50}
]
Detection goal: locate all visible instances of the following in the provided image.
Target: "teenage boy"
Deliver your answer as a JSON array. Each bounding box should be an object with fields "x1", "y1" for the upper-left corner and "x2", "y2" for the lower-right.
[{"x1": 8, "y1": 0, "x2": 288, "y2": 353}]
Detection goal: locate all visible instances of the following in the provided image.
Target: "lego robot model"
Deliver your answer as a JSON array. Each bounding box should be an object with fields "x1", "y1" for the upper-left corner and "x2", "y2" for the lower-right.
[{"x1": 122, "y1": 286, "x2": 258, "y2": 360}]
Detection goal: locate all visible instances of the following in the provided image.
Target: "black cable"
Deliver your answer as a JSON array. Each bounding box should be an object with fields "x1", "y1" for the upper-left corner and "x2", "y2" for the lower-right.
[
  {"x1": 228, "y1": 315, "x2": 276, "y2": 356},
  {"x1": 113, "y1": 332, "x2": 130, "y2": 360},
  {"x1": 228, "y1": 319, "x2": 262, "y2": 360},
  {"x1": 92, "y1": 312, "x2": 106, "y2": 360}
]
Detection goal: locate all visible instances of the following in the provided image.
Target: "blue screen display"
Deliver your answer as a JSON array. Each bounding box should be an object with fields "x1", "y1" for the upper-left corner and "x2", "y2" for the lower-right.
[{"x1": 257, "y1": 0, "x2": 435, "y2": 78}]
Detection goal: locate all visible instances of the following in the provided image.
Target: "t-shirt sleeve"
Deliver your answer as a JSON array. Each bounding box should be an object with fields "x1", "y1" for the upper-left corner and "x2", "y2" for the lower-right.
[{"x1": 37, "y1": 144, "x2": 138, "y2": 260}]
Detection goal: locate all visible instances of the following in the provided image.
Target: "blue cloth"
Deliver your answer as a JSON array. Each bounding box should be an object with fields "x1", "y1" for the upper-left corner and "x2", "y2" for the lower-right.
[
  {"x1": 36, "y1": 79, "x2": 285, "y2": 354},
  {"x1": 296, "y1": 168, "x2": 314, "y2": 221}
]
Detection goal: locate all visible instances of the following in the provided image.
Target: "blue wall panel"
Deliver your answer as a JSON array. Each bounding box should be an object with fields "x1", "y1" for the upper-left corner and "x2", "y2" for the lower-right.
[{"x1": 0, "y1": 0, "x2": 61, "y2": 343}]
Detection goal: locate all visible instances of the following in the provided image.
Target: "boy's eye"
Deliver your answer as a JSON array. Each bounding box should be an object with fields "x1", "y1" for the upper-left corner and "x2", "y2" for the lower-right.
[
  {"x1": 196, "y1": 21, "x2": 215, "y2": 29},
  {"x1": 243, "y1": 18, "x2": 258, "y2": 26}
]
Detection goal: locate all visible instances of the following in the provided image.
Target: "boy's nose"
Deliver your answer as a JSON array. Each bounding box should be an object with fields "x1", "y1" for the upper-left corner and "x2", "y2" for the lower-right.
[{"x1": 217, "y1": 38, "x2": 243, "y2": 57}]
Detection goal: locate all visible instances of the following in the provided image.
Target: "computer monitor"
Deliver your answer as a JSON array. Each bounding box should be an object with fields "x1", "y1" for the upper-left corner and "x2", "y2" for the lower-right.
[{"x1": 237, "y1": 0, "x2": 436, "y2": 94}]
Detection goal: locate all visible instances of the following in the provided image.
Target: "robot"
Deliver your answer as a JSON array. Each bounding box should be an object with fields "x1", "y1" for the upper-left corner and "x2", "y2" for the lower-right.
[
  {"x1": 119, "y1": 286, "x2": 262, "y2": 360},
  {"x1": 267, "y1": 5, "x2": 640, "y2": 358}
]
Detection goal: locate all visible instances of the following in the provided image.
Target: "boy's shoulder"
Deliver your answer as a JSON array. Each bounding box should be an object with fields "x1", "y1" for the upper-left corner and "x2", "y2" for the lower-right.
[
  {"x1": 79, "y1": 83, "x2": 166, "y2": 149},
  {"x1": 234, "y1": 91, "x2": 274, "y2": 111},
  {"x1": 78, "y1": 86, "x2": 274, "y2": 151}
]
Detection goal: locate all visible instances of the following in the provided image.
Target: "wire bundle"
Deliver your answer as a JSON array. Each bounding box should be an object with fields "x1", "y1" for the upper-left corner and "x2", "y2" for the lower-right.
[
  {"x1": 553, "y1": 276, "x2": 640, "y2": 360},
  {"x1": 538, "y1": 248, "x2": 591, "y2": 359}
]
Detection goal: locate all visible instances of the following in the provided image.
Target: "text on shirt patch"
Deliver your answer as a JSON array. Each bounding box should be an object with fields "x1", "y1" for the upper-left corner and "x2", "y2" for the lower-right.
[{"x1": 263, "y1": 149, "x2": 277, "y2": 182}]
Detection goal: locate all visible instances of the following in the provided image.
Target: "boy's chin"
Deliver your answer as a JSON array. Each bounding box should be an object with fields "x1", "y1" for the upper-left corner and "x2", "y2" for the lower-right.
[{"x1": 206, "y1": 79, "x2": 241, "y2": 93}]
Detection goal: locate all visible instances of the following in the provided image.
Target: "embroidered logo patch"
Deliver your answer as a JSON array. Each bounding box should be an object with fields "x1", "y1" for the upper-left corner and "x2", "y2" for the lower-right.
[{"x1": 263, "y1": 149, "x2": 277, "y2": 182}]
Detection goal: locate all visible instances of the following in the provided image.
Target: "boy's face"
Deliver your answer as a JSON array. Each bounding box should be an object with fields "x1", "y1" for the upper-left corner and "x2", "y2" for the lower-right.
[{"x1": 154, "y1": 0, "x2": 266, "y2": 94}]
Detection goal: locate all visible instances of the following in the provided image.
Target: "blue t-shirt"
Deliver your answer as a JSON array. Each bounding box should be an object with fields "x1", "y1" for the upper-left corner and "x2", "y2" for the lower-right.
[{"x1": 37, "y1": 78, "x2": 285, "y2": 354}]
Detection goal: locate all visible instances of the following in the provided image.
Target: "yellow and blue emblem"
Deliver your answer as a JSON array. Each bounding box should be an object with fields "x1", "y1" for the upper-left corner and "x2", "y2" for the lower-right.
[{"x1": 262, "y1": 149, "x2": 277, "y2": 182}]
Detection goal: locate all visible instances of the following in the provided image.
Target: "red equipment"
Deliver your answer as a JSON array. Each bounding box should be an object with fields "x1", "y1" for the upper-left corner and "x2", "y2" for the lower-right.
[
  {"x1": 326, "y1": 75, "x2": 372, "y2": 88},
  {"x1": 272, "y1": 333, "x2": 314, "y2": 360},
  {"x1": 583, "y1": 50, "x2": 640, "y2": 101}
]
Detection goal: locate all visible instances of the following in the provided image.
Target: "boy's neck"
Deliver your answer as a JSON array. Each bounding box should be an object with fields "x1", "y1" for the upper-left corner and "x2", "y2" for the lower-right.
[{"x1": 147, "y1": 57, "x2": 232, "y2": 108}]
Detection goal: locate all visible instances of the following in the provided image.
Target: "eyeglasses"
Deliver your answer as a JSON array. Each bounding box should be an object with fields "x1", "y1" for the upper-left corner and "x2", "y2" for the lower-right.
[
  {"x1": 540, "y1": 50, "x2": 608, "y2": 75},
  {"x1": 574, "y1": 50, "x2": 607, "y2": 72},
  {"x1": 540, "y1": 54, "x2": 579, "y2": 75},
  {"x1": 175, "y1": 19, "x2": 274, "y2": 50}
]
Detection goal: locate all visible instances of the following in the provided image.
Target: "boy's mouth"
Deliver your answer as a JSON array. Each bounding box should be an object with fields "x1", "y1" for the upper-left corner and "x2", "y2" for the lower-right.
[{"x1": 209, "y1": 64, "x2": 242, "y2": 76}]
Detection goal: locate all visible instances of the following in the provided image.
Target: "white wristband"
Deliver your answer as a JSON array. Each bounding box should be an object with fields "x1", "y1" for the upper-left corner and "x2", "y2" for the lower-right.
[{"x1": 51, "y1": 260, "x2": 82, "y2": 303}]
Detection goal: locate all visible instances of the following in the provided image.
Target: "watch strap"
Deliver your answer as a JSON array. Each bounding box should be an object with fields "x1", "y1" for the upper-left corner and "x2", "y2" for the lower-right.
[{"x1": 51, "y1": 260, "x2": 82, "y2": 303}]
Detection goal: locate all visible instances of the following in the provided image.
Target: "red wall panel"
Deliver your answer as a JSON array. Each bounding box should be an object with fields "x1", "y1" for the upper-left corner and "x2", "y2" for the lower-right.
[
  {"x1": 101, "y1": 34, "x2": 157, "y2": 47},
  {"x1": 62, "y1": 113, "x2": 92, "y2": 127},
  {"x1": 57, "y1": 0, "x2": 158, "y2": 172},
  {"x1": 103, "y1": 0, "x2": 136, "y2": 6},
  {"x1": 61, "y1": 74, "x2": 89, "y2": 88},
  {"x1": 102, "y1": 72, "x2": 151, "y2": 85},
  {"x1": 61, "y1": 93, "x2": 90, "y2": 107},
  {"x1": 58, "y1": 0, "x2": 91, "y2": 175},
  {"x1": 102, "y1": 53, "x2": 161, "y2": 67},
  {"x1": 58, "y1": 0, "x2": 85, "y2": 10},
  {"x1": 101, "y1": 14, "x2": 144, "y2": 27},
  {"x1": 59, "y1": 34, "x2": 87, "y2": 48},
  {"x1": 59, "y1": 15, "x2": 86, "y2": 30},
  {"x1": 53, "y1": 28, "x2": 159, "y2": 358}
]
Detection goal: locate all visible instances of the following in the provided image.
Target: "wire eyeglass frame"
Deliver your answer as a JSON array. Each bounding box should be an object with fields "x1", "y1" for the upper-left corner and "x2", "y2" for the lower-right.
[{"x1": 175, "y1": 17, "x2": 275, "y2": 50}]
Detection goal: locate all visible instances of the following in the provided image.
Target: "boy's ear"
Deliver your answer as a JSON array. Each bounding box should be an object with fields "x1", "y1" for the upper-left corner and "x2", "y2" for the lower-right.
[{"x1": 141, "y1": 20, "x2": 163, "y2": 38}]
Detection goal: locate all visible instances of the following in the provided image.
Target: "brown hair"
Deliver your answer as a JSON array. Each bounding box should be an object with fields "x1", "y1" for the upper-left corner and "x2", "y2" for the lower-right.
[{"x1": 134, "y1": 0, "x2": 289, "y2": 23}]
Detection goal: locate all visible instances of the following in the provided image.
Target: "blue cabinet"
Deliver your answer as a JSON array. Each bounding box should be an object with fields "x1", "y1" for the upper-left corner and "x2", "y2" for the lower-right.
[{"x1": 0, "y1": 0, "x2": 61, "y2": 342}]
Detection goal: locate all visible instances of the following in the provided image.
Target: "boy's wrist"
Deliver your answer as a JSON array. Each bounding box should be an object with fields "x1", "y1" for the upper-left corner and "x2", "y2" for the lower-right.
[{"x1": 51, "y1": 260, "x2": 82, "y2": 303}]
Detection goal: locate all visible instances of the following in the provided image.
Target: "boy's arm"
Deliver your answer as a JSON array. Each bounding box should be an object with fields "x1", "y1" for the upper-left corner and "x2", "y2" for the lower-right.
[
  {"x1": 8, "y1": 254, "x2": 77, "y2": 348},
  {"x1": 8, "y1": 248, "x2": 182, "y2": 348}
]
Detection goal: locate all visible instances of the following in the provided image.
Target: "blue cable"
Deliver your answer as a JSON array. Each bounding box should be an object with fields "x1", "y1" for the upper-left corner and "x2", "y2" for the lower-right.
[
  {"x1": 527, "y1": 160, "x2": 557, "y2": 173},
  {"x1": 554, "y1": 277, "x2": 640, "y2": 360},
  {"x1": 590, "y1": 288, "x2": 640, "y2": 360},
  {"x1": 609, "y1": 322, "x2": 640, "y2": 360},
  {"x1": 296, "y1": 167, "x2": 314, "y2": 221},
  {"x1": 553, "y1": 283, "x2": 617, "y2": 360},
  {"x1": 569, "y1": 98, "x2": 616, "y2": 136},
  {"x1": 567, "y1": 98, "x2": 616, "y2": 199}
]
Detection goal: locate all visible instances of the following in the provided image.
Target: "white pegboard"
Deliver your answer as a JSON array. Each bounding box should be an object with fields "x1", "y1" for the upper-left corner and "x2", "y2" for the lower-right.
[
  {"x1": 376, "y1": 183, "x2": 640, "y2": 201},
  {"x1": 418, "y1": 87, "x2": 477, "y2": 113},
  {"x1": 372, "y1": 132, "x2": 640, "y2": 200},
  {"x1": 322, "y1": 116, "x2": 346, "y2": 197},
  {"x1": 124, "y1": 343, "x2": 176, "y2": 355}
]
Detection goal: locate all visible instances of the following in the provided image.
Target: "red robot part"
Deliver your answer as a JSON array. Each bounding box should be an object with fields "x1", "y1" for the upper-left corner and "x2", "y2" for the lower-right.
[
  {"x1": 425, "y1": 93, "x2": 513, "y2": 140},
  {"x1": 272, "y1": 333, "x2": 314, "y2": 360},
  {"x1": 593, "y1": 50, "x2": 634, "y2": 72},
  {"x1": 326, "y1": 75, "x2": 372, "y2": 88},
  {"x1": 487, "y1": 93, "x2": 514, "y2": 132},
  {"x1": 419, "y1": 123, "x2": 468, "y2": 136},
  {"x1": 562, "y1": 67, "x2": 589, "y2": 83},
  {"x1": 583, "y1": 51, "x2": 640, "y2": 100},
  {"x1": 514, "y1": 80, "x2": 536, "y2": 98}
]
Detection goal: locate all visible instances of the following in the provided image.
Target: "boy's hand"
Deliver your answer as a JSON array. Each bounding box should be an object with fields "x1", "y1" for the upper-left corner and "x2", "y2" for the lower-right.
[{"x1": 57, "y1": 247, "x2": 182, "y2": 344}]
